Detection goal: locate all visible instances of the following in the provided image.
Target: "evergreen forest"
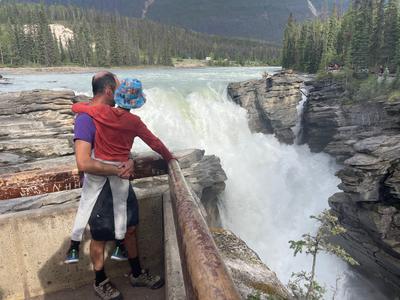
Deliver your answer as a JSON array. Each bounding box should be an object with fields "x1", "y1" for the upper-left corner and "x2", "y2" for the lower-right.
[
  {"x1": 0, "y1": 2, "x2": 280, "y2": 67},
  {"x1": 281, "y1": 0, "x2": 400, "y2": 76}
]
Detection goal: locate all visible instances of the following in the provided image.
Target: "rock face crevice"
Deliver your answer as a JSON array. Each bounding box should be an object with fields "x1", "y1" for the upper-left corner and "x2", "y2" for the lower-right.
[
  {"x1": 301, "y1": 78, "x2": 400, "y2": 295},
  {"x1": 228, "y1": 71, "x2": 303, "y2": 144}
]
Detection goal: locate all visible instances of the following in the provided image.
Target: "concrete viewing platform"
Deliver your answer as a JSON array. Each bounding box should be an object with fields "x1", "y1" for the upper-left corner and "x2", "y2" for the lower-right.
[{"x1": 31, "y1": 276, "x2": 164, "y2": 300}]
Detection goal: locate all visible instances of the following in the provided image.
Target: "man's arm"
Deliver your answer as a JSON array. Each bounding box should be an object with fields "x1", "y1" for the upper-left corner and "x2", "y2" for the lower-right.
[
  {"x1": 72, "y1": 102, "x2": 97, "y2": 116},
  {"x1": 135, "y1": 118, "x2": 174, "y2": 162},
  {"x1": 75, "y1": 140, "x2": 121, "y2": 176}
]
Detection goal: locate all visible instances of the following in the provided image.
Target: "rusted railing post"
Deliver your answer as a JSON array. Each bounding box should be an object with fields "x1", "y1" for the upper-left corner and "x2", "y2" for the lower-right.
[{"x1": 168, "y1": 159, "x2": 241, "y2": 300}]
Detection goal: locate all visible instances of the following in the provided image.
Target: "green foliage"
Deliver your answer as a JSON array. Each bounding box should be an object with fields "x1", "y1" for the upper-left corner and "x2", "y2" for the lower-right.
[
  {"x1": 288, "y1": 210, "x2": 358, "y2": 300},
  {"x1": 352, "y1": 75, "x2": 390, "y2": 101},
  {"x1": 351, "y1": 1, "x2": 372, "y2": 78},
  {"x1": 288, "y1": 271, "x2": 326, "y2": 300},
  {"x1": 282, "y1": 13, "x2": 297, "y2": 69},
  {"x1": 0, "y1": 2, "x2": 280, "y2": 67},
  {"x1": 389, "y1": 90, "x2": 400, "y2": 102},
  {"x1": 247, "y1": 293, "x2": 261, "y2": 300},
  {"x1": 370, "y1": 0, "x2": 385, "y2": 66},
  {"x1": 382, "y1": 0, "x2": 399, "y2": 73},
  {"x1": 282, "y1": 0, "x2": 400, "y2": 75}
]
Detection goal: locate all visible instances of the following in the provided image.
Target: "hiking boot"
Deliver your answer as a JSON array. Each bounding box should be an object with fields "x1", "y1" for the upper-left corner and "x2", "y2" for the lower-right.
[
  {"x1": 129, "y1": 269, "x2": 164, "y2": 289},
  {"x1": 64, "y1": 248, "x2": 79, "y2": 264},
  {"x1": 110, "y1": 245, "x2": 128, "y2": 261},
  {"x1": 93, "y1": 278, "x2": 122, "y2": 300}
]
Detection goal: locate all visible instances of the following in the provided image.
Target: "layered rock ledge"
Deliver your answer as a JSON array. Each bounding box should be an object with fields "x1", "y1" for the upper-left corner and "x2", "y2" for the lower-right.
[
  {"x1": 0, "y1": 90, "x2": 88, "y2": 165},
  {"x1": 301, "y1": 78, "x2": 400, "y2": 294},
  {"x1": 228, "y1": 71, "x2": 303, "y2": 144}
]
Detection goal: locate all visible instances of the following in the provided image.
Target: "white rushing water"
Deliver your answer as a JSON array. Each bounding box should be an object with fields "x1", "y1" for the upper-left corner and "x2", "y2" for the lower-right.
[{"x1": 1, "y1": 67, "x2": 389, "y2": 299}]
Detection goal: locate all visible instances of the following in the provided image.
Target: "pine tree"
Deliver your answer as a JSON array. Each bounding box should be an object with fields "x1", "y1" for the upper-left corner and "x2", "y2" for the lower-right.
[
  {"x1": 282, "y1": 13, "x2": 297, "y2": 69},
  {"x1": 296, "y1": 24, "x2": 307, "y2": 70},
  {"x1": 370, "y1": 0, "x2": 385, "y2": 68},
  {"x1": 382, "y1": 0, "x2": 399, "y2": 73},
  {"x1": 94, "y1": 28, "x2": 109, "y2": 66},
  {"x1": 320, "y1": 7, "x2": 340, "y2": 71},
  {"x1": 36, "y1": 5, "x2": 52, "y2": 65},
  {"x1": 351, "y1": 0, "x2": 370, "y2": 78},
  {"x1": 9, "y1": 18, "x2": 24, "y2": 65},
  {"x1": 109, "y1": 23, "x2": 122, "y2": 66},
  {"x1": 397, "y1": 13, "x2": 400, "y2": 72}
]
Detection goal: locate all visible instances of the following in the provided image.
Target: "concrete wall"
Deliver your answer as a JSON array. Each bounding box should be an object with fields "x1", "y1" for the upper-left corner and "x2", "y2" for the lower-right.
[
  {"x1": 163, "y1": 192, "x2": 186, "y2": 300},
  {"x1": 0, "y1": 190, "x2": 164, "y2": 300}
]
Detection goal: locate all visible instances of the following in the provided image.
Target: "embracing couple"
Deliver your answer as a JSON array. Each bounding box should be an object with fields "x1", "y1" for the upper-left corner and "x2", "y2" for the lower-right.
[{"x1": 65, "y1": 71, "x2": 174, "y2": 300}]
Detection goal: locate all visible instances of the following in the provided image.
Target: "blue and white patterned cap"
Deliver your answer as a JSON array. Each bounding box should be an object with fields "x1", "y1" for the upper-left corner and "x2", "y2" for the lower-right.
[{"x1": 114, "y1": 78, "x2": 146, "y2": 110}]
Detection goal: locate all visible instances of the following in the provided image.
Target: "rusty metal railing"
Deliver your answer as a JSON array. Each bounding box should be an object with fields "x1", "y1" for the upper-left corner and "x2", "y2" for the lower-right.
[{"x1": 168, "y1": 159, "x2": 241, "y2": 300}]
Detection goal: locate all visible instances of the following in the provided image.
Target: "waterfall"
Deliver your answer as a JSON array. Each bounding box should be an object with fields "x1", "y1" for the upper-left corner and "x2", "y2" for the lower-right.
[
  {"x1": 292, "y1": 87, "x2": 308, "y2": 144},
  {"x1": 134, "y1": 77, "x2": 387, "y2": 300}
]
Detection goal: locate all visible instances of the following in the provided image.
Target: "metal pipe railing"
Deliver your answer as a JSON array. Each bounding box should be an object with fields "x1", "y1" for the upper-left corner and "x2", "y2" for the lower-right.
[{"x1": 168, "y1": 159, "x2": 241, "y2": 300}]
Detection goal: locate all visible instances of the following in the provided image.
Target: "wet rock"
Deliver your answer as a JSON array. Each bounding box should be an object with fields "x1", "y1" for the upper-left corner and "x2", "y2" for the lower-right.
[
  {"x1": 212, "y1": 228, "x2": 291, "y2": 300},
  {"x1": 228, "y1": 71, "x2": 303, "y2": 144},
  {"x1": 132, "y1": 149, "x2": 227, "y2": 227}
]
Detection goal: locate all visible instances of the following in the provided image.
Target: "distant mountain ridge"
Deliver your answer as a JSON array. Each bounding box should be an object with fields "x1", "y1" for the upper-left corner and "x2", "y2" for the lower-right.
[{"x1": 11, "y1": 0, "x2": 349, "y2": 43}]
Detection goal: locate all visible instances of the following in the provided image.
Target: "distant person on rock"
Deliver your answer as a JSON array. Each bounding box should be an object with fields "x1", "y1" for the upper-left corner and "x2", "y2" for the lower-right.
[
  {"x1": 379, "y1": 65, "x2": 384, "y2": 76},
  {"x1": 66, "y1": 72, "x2": 166, "y2": 300}
]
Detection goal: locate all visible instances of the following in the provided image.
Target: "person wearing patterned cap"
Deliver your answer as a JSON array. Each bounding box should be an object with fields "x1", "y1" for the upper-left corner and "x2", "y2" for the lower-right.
[
  {"x1": 66, "y1": 73, "x2": 170, "y2": 300},
  {"x1": 70, "y1": 77, "x2": 174, "y2": 257}
]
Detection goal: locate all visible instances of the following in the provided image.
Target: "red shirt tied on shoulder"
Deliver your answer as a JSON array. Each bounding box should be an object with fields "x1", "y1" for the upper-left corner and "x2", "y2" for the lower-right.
[{"x1": 71, "y1": 102, "x2": 174, "y2": 162}]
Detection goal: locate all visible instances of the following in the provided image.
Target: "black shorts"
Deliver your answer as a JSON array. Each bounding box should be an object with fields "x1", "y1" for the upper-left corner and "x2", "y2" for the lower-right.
[{"x1": 88, "y1": 179, "x2": 139, "y2": 241}]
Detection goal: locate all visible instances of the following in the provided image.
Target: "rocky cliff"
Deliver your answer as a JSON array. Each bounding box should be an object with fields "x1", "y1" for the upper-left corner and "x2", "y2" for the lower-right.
[
  {"x1": 0, "y1": 90, "x2": 88, "y2": 165},
  {"x1": 301, "y1": 78, "x2": 400, "y2": 294},
  {"x1": 228, "y1": 71, "x2": 303, "y2": 144},
  {"x1": 228, "y1": 74, "x2": 400, "y2": 296}
]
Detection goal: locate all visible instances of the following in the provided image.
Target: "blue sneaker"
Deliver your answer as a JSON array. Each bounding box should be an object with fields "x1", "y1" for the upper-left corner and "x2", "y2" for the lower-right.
[
  {"x1": 111, "y1": 245, "x2": 128, "y2": 261},
  {"x1": 65, "y1": 248, "x2": 79, "y2": 264}
]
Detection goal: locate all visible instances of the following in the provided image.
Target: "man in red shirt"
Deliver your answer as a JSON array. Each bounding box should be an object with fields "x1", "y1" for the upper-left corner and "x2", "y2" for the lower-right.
[
  {"x1": 70, "y1": 77, "x2": 173, "y2": 265},
  {"x1": 67, "y1": 72, "x2": 164, "y2": 300}
]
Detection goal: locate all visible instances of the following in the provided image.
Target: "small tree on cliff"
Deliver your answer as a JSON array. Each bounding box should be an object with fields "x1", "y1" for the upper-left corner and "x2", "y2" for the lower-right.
[{"x1": 288, "y1": 210, "x2": 359, "y2": 300}]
